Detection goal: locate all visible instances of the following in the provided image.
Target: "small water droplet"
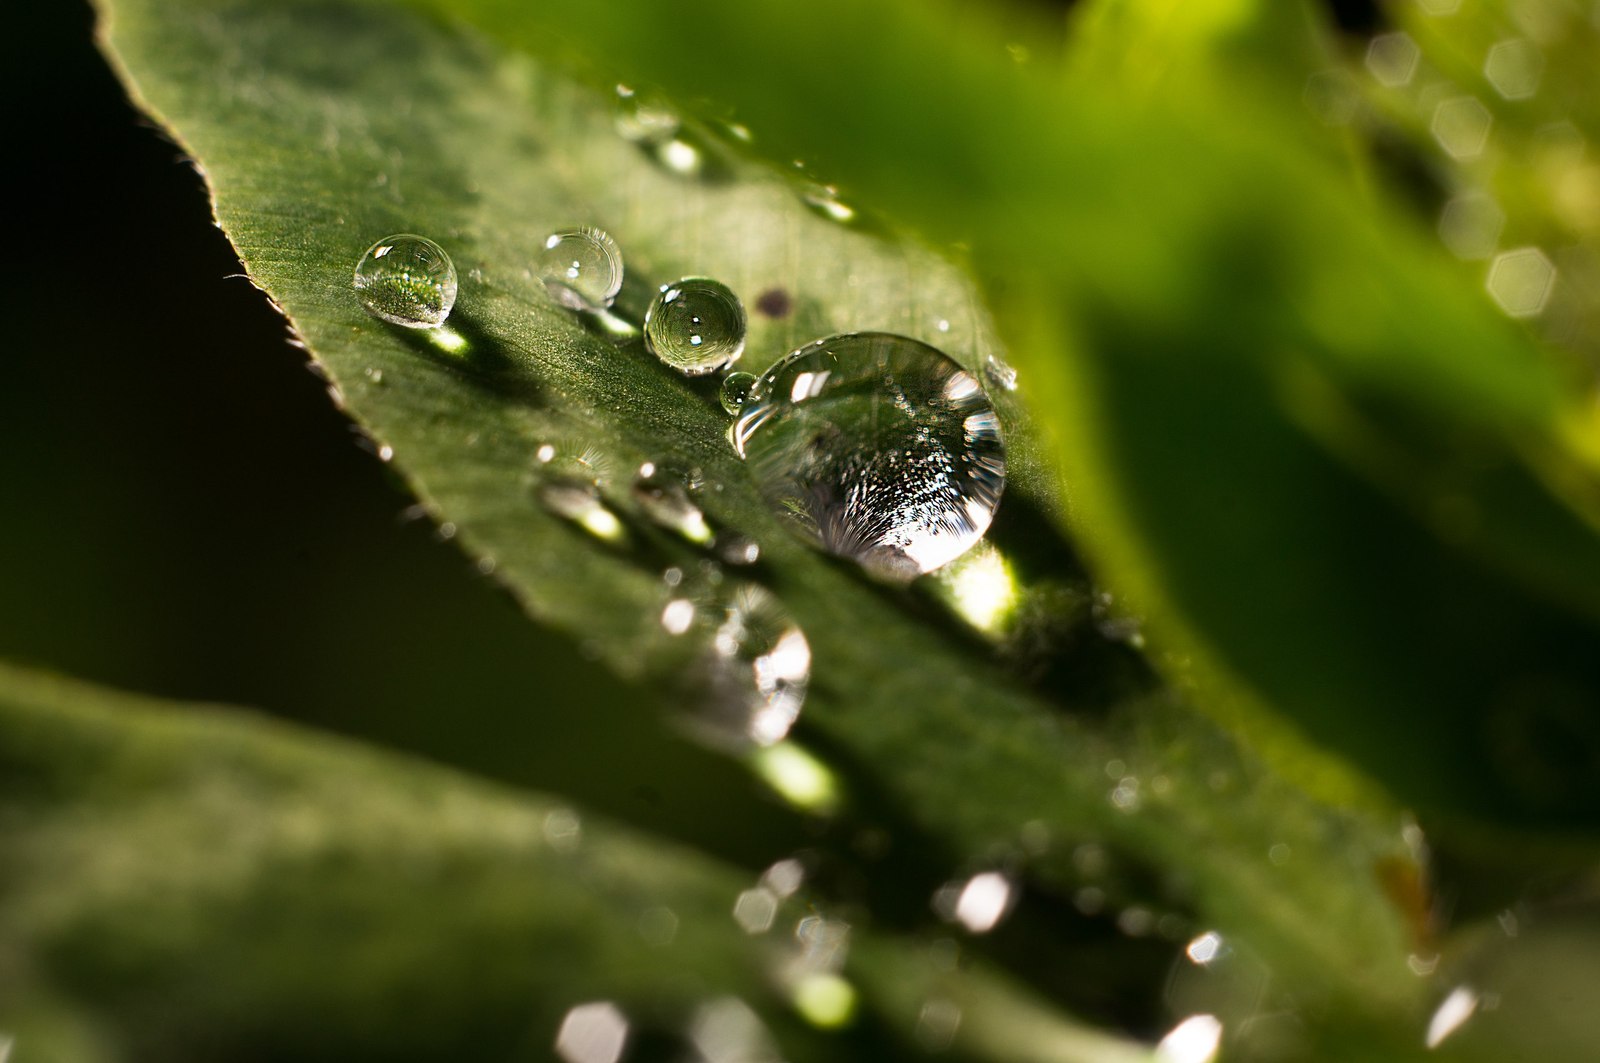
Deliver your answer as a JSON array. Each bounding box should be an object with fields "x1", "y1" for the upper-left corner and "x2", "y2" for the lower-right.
[
  {"x1": 538, "y1": 479, "x2": 627, "y2": 543},
  {"x1": 377, "y1": 444, "x2": 394, "y2": 463},
  {"x1": 645, "y1": 278, "x2": 747, "y2": 376},
  {"x1": 536, "y1": 227, "x2": 623, "y2": 311},
  {"x1": 363, "y1": 366, "x2": 385, "y2": 384},
  {"x1": 732, "y1": 333, "x2": 1006, "y2": 581},
  {"x1": 615, "y1": 85, "x2": 681, "y2": 144},
  {"x1": 801, "y1": 183, "x2": 858, "y2": 224},
  {"x1": 983, "y1": 353, "x2": 1018, "y2": 392},
  {"x1": 717, "y1": 534, "x2": 761, "y2": 566},
  {"x1": 720, "y1": 371, "x2": 761, "y2": 414},
  {"x1": 633, "y1": 463, "x2": 715, "y2": 544},
  {"x1": 353, "y1": 234, "x2": 457, "y2": 328},
  {"x1": 687, "y1": 584, "x2": 810, "y2": 747}
]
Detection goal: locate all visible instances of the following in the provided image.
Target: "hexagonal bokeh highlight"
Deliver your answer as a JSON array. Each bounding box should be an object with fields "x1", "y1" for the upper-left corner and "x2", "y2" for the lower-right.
[
  {"x1": 1366, "y1": 33, "x2": 1421, "y2": 88},
  {"x1": 1485, "y1": 39, "x2": 1544, "y2": 100},
  {"x1": 555, "y1": 1002, "x2": 629, "y2": 1063},
  {"x1": 1432, "y1": 97, "x2": 1493, "y2": 160},
  {"x1": 1439, "y1": 193, "x2": 1505, "y2": 260},
  {"x1": 1303, "y1": 69, "x2": 1360, "y2": 126},
  {"x1": 1487, "y1": 248, "x2": 1556, "y2": 318}
]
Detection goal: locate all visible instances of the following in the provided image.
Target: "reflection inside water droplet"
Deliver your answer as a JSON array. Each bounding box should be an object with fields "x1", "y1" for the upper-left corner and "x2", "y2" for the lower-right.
[
  {"x1": 732, "y1": 333, "x2": 1005, "y2": 581},
  {"x1": 353, "y1": 233, "x2": 457, "y2": 328},
  {"x1": 535, "y1": 227, "x2": 624, "y2": 311}
]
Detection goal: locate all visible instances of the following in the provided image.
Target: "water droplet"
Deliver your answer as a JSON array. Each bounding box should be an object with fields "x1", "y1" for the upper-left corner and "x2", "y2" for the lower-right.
[
  {"x1": 353, "y1": 234, "x2": 457, "y2": 328},
  {"x1": 615, "y1": 85, "x2": 681, "y2": 144},
  {"x1": 537, "y1": 479, "x2": 627, "y2": 543},
  {"x1": 633, "y1": 463, "x2": 715, "y2": 544},
  {"x1": 732, "y1": 333, "x2": 1006, "y2": 581},
  {"x1": 720, "y1": 371, "x2": 760, "y2": 414},
  {"x1": 555, "y1": 1002, "x2": 628, "y2": 1063},
  {"x1": 690, "y1": 585, "x2": 810, "y2": 747},
  {"x1": 982, "y1": 353, "x2": 1018, "y2": 392},
  {"x1": 717, "y1": 534, "x2": 761, "y2": 566},
  {"x1": 801, "y1": 183, "x2": 857, "y2": 224},
  {"x1": 645, "y1": 278, "x2": 747, "y2": 376},
  {"x1": 536, "y1": 227, "x2": 623, "y2": 311}
]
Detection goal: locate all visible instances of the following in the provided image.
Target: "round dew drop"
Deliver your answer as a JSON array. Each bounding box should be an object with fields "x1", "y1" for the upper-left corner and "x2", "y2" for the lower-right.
[
  {"x1": 645, "y1": 277, "x2": 747, "y2": 376},
  {"x1": 720, "y1": 371, "x2": 760, "y2": 415},
  {"x1": 535, "y1": 227, "x2": 623, "y2": 311},
  {"x1": 353, "y1": 234, "x2": 457, "y2": 328},
  {"x1": 732, "y1": 332, "x2": 1005, "y2": 581}
]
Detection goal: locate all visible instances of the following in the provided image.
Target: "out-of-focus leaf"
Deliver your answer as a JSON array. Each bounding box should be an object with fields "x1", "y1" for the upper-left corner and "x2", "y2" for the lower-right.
[{"x1": 0, "y1": 661, "x2": 1164, "y2": 1063}]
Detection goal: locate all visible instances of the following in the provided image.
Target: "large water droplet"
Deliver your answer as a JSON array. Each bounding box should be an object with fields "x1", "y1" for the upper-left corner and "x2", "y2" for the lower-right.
[
  {"x1": 353, "y1": 234, "x2": 457, "y2": 328},
  {"x1": 732, "y1": 333, "x2": 1005, "y2": 581},
  {"x1": 645, "y1": 278, "x2": 747, "y2": 376},
  {"x1": 536, "y1": 227, "x2": 623, "y2": 311}
]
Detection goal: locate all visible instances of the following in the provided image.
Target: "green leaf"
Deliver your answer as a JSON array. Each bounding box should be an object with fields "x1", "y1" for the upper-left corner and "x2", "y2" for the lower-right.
[
  {"x1": 91, "y1": 0, "x2": 1455, "y2": 1054},
  {"x1": 419, "y1": 0, "x2": 1600, "y2": 826}
]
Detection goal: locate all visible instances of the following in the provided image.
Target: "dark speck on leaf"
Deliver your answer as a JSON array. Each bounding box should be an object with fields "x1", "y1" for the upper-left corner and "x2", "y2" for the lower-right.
[{"x1": 756, "y1": 288, "x2": 793, "y2": 318}]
